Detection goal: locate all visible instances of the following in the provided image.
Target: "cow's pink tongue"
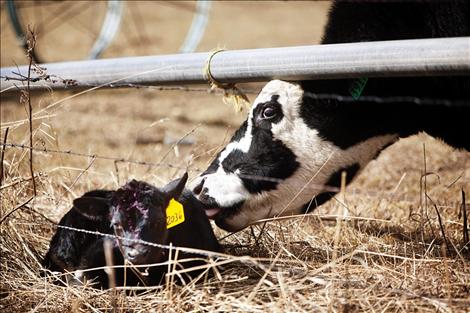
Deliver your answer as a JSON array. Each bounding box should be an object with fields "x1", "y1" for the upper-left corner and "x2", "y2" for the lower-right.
[{"x1": 204, "y1": 208, "x2": 221, "y2": 219}]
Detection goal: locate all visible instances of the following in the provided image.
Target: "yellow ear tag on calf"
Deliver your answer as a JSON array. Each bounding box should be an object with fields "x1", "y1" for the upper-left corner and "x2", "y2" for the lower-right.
[{"x1": 166, "y1": 199, "x2": 185, "y2": 229}]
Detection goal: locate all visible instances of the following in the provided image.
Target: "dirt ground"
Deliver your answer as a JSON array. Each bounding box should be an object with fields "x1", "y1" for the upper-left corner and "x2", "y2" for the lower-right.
[{"x1": 1, "y1": 1, "x2": 469, "y2": 312}]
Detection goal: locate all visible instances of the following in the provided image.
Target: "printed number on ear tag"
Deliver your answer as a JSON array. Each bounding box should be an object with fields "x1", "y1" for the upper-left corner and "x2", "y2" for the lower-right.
[{"x1": 166, "y1": 199, "x2": 185, "y2": 229}]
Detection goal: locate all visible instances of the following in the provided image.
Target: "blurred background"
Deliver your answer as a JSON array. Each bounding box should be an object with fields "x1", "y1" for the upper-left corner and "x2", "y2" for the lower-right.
[
  {"x1": 0, "y1": 0, "x2": 331, "y2": 189},
  {"x1": 1, "y1": 1, "x2": 330, "y2": 65}
]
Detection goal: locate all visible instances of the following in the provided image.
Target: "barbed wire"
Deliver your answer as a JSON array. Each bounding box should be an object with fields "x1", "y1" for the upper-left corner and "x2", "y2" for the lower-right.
[
  {"x1": 125, "y1": 84, "x2": 249, "y2": 94},
  {"x1": 0, "y1": 143, "x2": 200, "y2": 172},
  {"x1": 45, "y1": 223, "x2": 316, "y2": 272},
  {"x1": 2, "y1": 82, "x2": 468, "y2": 133},
  {"x1": 36, "y1": 213, "x2": 452, "y2": 263},
  {"x1": 5, "y1": 77, "x2": 467, "y2": 108},
  {"x1": 54, "y1": 224, "x2": 225, "y2": 259},
  {"x1": 2, "y1": 142, "x2": 468, "y2": 205},
  {"x1": 116, "y1": 84, "x2": 470, "y2": 107}
]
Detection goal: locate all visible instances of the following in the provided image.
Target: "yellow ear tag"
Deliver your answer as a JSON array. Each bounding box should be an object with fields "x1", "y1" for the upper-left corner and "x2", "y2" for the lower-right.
[{"x1": 166, "y1": 199, "x2": 185, "y2": 229}]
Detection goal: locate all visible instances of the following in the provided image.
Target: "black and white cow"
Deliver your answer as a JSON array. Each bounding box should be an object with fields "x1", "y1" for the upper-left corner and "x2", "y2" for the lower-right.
[{"x1": 191, "y1": 1, "x2": 470, "y2": 232}]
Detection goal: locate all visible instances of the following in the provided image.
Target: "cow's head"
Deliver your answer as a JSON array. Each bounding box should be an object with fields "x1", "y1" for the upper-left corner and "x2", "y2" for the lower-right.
[{"x1": 191, "y1": 80, "x2": 398, "y2": 232}]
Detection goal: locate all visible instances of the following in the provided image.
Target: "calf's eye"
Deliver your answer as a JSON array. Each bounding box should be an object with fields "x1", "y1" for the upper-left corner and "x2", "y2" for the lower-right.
[
  {"x1": 261, "y1": 106, "x2": 276, "y2": 119},
  {"x1": 114, "y1": 224, "x2": 124, "y2": 236}
]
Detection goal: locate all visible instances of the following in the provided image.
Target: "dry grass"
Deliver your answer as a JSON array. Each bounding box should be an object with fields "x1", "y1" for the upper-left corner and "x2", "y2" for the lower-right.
[
  {"x1": 1, "y1": 1, "x2": 470, "y2": 312},
  {"x1": 1, "y1": 84, "x2": 469, "y2": 313}
]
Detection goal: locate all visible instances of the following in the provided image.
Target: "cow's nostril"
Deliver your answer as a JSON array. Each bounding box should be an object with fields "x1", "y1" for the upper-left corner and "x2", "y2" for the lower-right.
[
  {"x1": 199, "y1": 187, "x2": 210, "y2": 201},
  {"x1": 193, "y1": 178, "x2": 205, "y2": 195}
]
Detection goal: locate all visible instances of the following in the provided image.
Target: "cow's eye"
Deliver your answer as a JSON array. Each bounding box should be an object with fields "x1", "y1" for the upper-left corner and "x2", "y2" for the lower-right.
[{"x1": 261, "y1": 106, "x2": 276, "y2": 119}]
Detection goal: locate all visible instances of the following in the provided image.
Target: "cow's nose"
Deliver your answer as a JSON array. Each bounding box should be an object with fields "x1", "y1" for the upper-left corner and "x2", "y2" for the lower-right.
[
  {"x1": 200, "y1": 187, "x2": 210, "y2": 201},
  {"x1": 192, "y1": 178, "x2": 205, "y2": 195}
]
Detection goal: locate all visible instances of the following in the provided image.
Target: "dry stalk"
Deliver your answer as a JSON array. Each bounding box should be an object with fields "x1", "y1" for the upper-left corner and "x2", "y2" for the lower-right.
[
  {"x1": 58, "y1": 156, "x2": 96, "y2": 199},
  {"x1": 420, "y1": 143, "x2": 428, "y2": 252},
  {"x1": 329, "y1": 170, "x2": 348, "y2": 311},
  {"x1": 0, "y1": 127, "x2": 9, "y2": 187},
  {"x1": 0, "y1": 172, "x2": 45, "y2": 191},
  {"x1": 332, "y1": 170, "x2": 347, "y2": 261},
  {"x1": 25, "y1": 27, "x2": 37, "y2": 197},
  {"x1": 157, "y1": 124, "x2": 200, "y2": 166},
  {"x1": 103, "y1": 239, "x2": 118, "y2": 313},
  {"x1": 246, "y1": 250, "x2": 282, "y2": 302},
  {"x1": 0, "y1": 196, "x2": 34, "y2": 224},
  {"x1": 426, "y1": 195, "x2": 450, "y2": 255},
  {"x1": 461, "y1": 189, "x2": 469, "y2": 246}
]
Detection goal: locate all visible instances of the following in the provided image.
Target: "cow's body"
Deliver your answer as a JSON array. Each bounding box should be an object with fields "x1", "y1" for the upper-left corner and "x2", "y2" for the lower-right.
[{"x1": 191, "y1": 1, "x2": 470, "y2": 232}]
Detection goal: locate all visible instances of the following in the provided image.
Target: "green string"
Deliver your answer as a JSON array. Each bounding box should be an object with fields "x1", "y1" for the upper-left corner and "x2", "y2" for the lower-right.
[{"x1": 349, "y1": 77, "x2": 368, "y2": 100}]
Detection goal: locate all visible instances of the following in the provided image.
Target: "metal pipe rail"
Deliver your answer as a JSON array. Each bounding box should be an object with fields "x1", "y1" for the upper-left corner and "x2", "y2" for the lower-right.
[{"x1": 1, "y1": 37, "x2": 469, "y2": 92}]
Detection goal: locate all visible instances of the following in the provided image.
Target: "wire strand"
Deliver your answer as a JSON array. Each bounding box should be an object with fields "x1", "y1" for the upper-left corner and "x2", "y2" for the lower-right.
[
  {"x1": 1, "y1": 143, "x2": 200, "y2": 172},
  {"x1": 115, "y1": 84, "x2": 470, "y2": 107},
  {"x1": 2, "y1": 142, "x2": 469, "y2": 204}
]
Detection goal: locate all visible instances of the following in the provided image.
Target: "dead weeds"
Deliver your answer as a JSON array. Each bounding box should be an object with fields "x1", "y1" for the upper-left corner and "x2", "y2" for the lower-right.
[{"x1": 1, "y1": 91, "x2": 469, "y2": 312}]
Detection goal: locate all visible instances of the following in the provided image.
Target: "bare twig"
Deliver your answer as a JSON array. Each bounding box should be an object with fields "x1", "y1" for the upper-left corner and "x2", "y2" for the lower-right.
[
  {"x1": 426, "y1": 194, "x2": 450, "y2": 255},
  {"x1": 0, "y1": 172, "x2": 46, "y2": 191},
  {"x1": 24, "y1": 204, "x2": 57, "y2": 225},
  {"x1": 421, "y1": 143, "x2": 427, "y2": 249},
  {"x1": 103, "y1": 239, "x2": 118, "y2": 313},
  {"x1": 0, "y1": 127, "x2": 9, "y2": 187},
  {"x1": 0, "y1": 196, "x2": 34, "y2": 224},
  {"x1": 58, "y1": 156, "x2": 96, "y2": 199},
  {"x1": 157, "y1": 124, "x2": 200, "y2": 165},
  {"x1": 253, "y1": 221, "x2": 268, "y2": 247},
  {"x1": 461, "y1": 189, "x2": 469, "y2": 245},
  {"x1": 25, "y1": 27, "x2": 37, "y2": 197},
  {"x1": 113, "y1": 160, "x2": 121, "y2": 186},
  {"x1": 446, "y1": 172, "x2": 464, "y2": 189},
  {"x1": 419, "y1": 143, "x2": 438, "y2": 251},
  {"x1": 332, "y1": 170, "x2": 347, "y2": 261}
]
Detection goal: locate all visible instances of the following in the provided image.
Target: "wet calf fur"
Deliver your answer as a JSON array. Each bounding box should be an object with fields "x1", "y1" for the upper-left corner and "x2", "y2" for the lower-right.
[
  {"x1": 42, "y1": 173, "x2": 221, "y2": 288},
  {"x1": 42, "y1": 189, "x2": 114, "y2": 274}
]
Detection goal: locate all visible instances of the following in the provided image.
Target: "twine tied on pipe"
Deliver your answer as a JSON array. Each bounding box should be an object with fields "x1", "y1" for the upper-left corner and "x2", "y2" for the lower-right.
[{"x1": 204, "y1": 48, "x2": 251, "y2": 112}]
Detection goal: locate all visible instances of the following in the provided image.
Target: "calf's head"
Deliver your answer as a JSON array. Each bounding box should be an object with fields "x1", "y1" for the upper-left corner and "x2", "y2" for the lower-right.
[
  {"x1": 74, "y1": 174, "x2": 188, "y2": 264},
  {"x1": 191, "y1": 80, "x2": 398, "y2": 232}
]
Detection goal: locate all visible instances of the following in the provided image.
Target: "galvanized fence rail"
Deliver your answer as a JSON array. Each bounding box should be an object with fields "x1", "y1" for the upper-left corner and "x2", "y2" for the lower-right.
[{"x1": 1, "y1": 37, "x2": 469, "y2": 92}]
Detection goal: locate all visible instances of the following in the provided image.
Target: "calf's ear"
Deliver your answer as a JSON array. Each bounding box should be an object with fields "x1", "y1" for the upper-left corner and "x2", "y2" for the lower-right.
[
  {"x1": 73, "y1": 196, "x2": 111, "y2": 221},
  {"x1": 162, "y1": 172, "x2": 188, "y2": 201}
]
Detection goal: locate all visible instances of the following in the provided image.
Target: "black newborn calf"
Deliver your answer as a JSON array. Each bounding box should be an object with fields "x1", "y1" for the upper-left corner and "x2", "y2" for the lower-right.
[
  {"x1": 42, "y1": 189, "x2": 114, "y2": 274},
  {"x1": 42, "y1": 173, "x2": 221, "y2": 288}
]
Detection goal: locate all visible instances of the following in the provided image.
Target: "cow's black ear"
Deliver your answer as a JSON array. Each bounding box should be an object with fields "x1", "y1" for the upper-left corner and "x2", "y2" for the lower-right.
[
  {"x1": 73, "y1": 196, "x2": 111, "y2": 221},
  {"x1": 161, "y1": 172, "x2": 188, "y2": 201}
]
